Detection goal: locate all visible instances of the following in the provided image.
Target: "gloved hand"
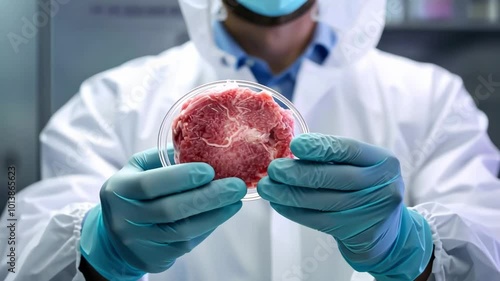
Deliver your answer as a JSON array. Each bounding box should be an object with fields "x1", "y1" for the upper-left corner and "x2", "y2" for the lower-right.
[
  {"x1": 257, "y1": 133, "x2": 433, "y2": 281},
  {"x1": 80, "y1": 148, "x2": 246, "y2": 280}
]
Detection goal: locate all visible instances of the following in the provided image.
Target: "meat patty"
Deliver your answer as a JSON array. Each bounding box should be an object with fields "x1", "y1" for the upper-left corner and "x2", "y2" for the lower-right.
[{"x1": 172, "y1": 87, "x2": 295, "y2": 188}]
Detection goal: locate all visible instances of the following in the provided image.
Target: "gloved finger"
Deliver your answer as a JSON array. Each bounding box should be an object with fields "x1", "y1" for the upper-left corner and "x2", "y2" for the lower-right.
[
  {"x1": 162, "y1": 230, "x2": 214, "y2": 262},
  {"x1": 267, "y1": 157, "x2": 400, "y2": 190},
  {"x1": 112, "y1": 163, "x2": 215, "y2": 200},
  {"x1": 270, "y1": 203, "x2": 341, "y2": 235},
  {"x1": 258, "y1": 176, "x2": 401, "y2": 211},
  {"x1": 126, "y1": 230, "x2": 214, "y2": 273},
  {"x1": 123, "y1": 202, "x2": 242, "y2": 243},
  {"x1": 269, "y1": 202, "x2": 401, "y2": 241},
  {"x1": 290, "y1": 133, "x2": 392, "y2": 166},
  {"x1": 127, "y1": 148, "x2": 164, "y2": 171},
  {"x1": 116, "y1": 177, "x2": 246, "y2": 223}
]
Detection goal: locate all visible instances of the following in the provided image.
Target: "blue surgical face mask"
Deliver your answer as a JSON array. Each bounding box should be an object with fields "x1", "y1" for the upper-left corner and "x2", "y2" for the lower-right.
[{"x1": 236, "y1": 0, "x2": 308, "y2": 17}]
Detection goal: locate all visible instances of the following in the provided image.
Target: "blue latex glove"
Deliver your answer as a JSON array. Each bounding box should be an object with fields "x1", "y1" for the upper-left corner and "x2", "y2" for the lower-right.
[
  {"x1": 257, "y1": 133, "x2": 433, "y2": 281},
  {"x1": 80, "y1": 148, "x2": 246, "y2": 280}
]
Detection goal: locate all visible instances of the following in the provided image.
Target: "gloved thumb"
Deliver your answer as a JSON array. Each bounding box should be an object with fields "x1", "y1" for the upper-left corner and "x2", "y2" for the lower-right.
[
  {"x1": 290, "y1": 133, "x2": 390, "y2": 166},
  {"x1": 128, "y1": 148, "x2": 164, "y2": 171},
  {"x1": 128, "y1": 146, "x2": 177, "y2": 172}
]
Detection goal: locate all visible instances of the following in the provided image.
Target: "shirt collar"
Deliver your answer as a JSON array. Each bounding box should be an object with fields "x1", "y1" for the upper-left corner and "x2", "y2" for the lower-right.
[
  {"x1": 308, "y1": 20, "x2": 337, "y2": 65},
  {"x1": 213, "y1": 21, "x2": 337, "y2": 71}
]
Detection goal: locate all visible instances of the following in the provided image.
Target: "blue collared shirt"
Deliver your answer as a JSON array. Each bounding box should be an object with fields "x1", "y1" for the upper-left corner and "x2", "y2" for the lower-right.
[{"x1": 213, "y1": 21, "x2": 336, "y2": 102}]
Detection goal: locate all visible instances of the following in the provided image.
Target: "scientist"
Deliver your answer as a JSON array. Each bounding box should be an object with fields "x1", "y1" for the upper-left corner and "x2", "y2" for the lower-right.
[{"x1": 1, "y1": 0, "x2": 500, "y2": 280}]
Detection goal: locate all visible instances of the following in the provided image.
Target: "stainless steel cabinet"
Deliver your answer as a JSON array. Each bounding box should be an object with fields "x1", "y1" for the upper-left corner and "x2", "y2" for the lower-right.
[
  {"x1": 0, "y1": 1, "x2": 40, "y2": 212},
  {"x1": 0, "y1": 0, "x2": 188, "y2": 212},
  {"x1": 50, "y1": 0, "x2": 188, "y2": 112}
]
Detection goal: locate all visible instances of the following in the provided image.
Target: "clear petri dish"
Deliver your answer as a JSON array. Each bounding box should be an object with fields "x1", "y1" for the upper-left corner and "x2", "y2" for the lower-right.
[{"x1": 158, "y1": 80, "x2": 309, "y2": 201}]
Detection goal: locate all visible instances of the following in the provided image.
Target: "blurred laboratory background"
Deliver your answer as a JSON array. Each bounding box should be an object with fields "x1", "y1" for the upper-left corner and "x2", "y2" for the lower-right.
[{"x1": 1, "y1": 0, "x2": 500, "y2": 210}]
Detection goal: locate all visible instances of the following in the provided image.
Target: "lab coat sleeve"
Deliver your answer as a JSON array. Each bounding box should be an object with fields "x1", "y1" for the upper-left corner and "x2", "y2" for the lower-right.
[
  {"x1": 0, "y1": 73, "x2": 148, "y2": 281},
  {"x1": 407, "y1": 72, "x2": 500, "y2": 280}
]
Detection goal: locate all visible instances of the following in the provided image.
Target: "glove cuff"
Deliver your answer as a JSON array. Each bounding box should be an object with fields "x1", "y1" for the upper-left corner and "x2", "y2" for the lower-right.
[
  {"x1": 80, "y1": 205, "x2": 146, "y2": 281},
  {"x1": 369, "y1": 208, "x2": 434, "y2": 281}
]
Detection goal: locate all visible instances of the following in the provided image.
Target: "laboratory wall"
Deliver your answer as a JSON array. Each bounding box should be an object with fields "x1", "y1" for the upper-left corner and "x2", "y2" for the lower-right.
[{"x1": 2, "y1": 0, "x2": 500, "y2": 212}]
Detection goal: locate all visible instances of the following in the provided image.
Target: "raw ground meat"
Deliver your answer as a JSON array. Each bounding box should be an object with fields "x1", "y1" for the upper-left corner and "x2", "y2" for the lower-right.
[{"x1": 172, "y1": 87, "x2": 295, "y2": 188}]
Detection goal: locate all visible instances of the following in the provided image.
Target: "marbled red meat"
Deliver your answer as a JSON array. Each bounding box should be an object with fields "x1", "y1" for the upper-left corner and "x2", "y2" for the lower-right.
[{"x1": 172, "y1": 87, "x2": 294, "y2": 188}]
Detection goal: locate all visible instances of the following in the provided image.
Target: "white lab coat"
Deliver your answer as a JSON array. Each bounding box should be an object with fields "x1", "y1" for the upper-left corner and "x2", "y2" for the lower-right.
[{"x1": 1, "y1": 0, "x2": 500, "y2": 280}]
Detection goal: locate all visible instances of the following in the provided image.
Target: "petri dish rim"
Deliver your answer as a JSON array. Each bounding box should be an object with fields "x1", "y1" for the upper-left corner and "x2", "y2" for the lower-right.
[{"x1": 157, "y1": 79, "x2": 309, "y2": 201}]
